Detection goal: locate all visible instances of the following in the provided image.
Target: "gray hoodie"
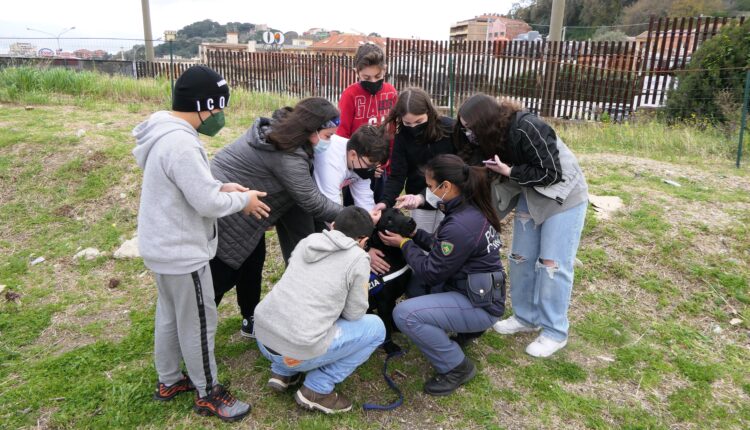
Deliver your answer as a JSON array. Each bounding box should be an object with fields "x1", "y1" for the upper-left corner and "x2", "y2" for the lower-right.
[
  {"x1": 253, "y1": 229, "x2": 370, "y2": 360},
  {"x1": 132, "y1": 111, "x2": 249, "y2": 275}
]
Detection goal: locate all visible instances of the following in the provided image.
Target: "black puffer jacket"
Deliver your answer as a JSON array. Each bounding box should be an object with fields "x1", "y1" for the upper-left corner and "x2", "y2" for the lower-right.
[
  {"x1": 380, "y1": 116, "x2": 456, "y2": 208},
  {"x1": 211, "y1": 117, "x2": 342, "y2": 269}
]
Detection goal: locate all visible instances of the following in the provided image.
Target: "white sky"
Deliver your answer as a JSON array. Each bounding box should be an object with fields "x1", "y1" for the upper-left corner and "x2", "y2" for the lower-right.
[{"x1": 1, "y1": 0, "x2": 516, "y2": 44}]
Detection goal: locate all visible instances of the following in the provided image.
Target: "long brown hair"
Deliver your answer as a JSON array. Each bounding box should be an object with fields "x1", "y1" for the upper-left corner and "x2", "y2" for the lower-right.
[
  {"x1": 267, "y1": 97, "x2": 339, "y2": 153},
  {"x1": 453, "y1": 94, "x2": 523, "y2": 163},
  {"x1": 383, "y1": 87, "x2": 448, "y2": 143},
  {"x1": 425, "y1": 154, "x2": 502, "y2": 232}
]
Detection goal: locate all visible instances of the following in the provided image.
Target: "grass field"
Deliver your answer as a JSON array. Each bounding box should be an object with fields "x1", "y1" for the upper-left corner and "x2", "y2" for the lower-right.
[{"x1": 1, "y1": 68, "x2": 749, "y2": 429}]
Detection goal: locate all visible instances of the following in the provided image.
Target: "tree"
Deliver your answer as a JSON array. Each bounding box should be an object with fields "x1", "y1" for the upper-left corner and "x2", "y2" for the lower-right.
[
  {"x1": 664, "y1": 19, "x2": 750, "y2": 123},
  {"x1": 669, "y1": 0, "x2": 725, "y2": 16}
]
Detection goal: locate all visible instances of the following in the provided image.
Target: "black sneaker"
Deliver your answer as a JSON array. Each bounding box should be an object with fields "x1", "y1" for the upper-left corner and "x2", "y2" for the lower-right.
[
  {"x1": 193, "y1": 384, "x2": 251, "y2": 422},
  {"x1": 267, "y1": 372, "x2": 302, "y2": 392},
  {"x1": 423, "y1": 357, "x2": 477, "y2": 396},
  {"x1": 153, "y1": 372, "x2": 195, "y2": 401},
  {"x1": 240, "y1": 318, "x2": 255, "y2": 339}
]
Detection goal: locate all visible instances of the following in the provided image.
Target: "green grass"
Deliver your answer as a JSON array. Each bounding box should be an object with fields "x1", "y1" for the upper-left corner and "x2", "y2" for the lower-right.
[{"x1": 1, "y1": 68, "x2": 749, "y2": 429}]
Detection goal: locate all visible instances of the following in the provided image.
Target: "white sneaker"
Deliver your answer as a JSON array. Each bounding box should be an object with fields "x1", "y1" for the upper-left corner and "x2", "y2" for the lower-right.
[
  {"x1": 525, "y1": 335, "x2": 567, "y2": 358},
  {"x1": 492, "y1": 316, "x2": 540, "y2": 335}
]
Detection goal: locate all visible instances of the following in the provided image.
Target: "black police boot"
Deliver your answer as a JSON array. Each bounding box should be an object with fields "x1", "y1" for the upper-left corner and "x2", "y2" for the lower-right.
[
  {"x1": 423, "y1": 357, "x2": 477, "y2": 396},
  {"x1": 449, "y1": 330, "x2": 485, "y2": 348}
]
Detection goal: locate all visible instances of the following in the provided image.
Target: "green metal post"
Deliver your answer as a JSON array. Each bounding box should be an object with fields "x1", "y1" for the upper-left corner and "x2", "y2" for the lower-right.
[
  {"x1": 737, "y1": 70, "x2": 750, "y2": 168},
  {"x1": 449, "y1": 55, "x2": 455, "y2": 118},
  {"x1": 169, "y1": 40, "x2": 175, "y2": 101}
]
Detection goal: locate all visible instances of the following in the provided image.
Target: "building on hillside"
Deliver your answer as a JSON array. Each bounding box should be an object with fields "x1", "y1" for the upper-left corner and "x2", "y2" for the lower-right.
[
  {"x1": 199, "y1": 32, "x2": 260, "y2": 62},
  {"x1": 308, "y1": 33, "x2": 385, "y2": 55},
  {"x1": 285, "y1": 38, "x2": 315, "y2": 53},
  {"x1": 487, "y1": 16, "x2": 532, "y2": 41},
  {"x1": 450, "y1": 14, "x2": 530, "y2": 42}
]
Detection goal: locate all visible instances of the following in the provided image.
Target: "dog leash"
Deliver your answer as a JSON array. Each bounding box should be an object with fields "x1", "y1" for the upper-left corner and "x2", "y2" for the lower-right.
[{"x1": 362, "y1": 349, "x2": 406, "y2": 411}]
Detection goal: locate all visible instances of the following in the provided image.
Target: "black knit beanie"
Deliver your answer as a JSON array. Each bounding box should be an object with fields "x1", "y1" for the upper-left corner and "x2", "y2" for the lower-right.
[{"x1": 172, "y1": 65, "x2": 230, "y2": 112}]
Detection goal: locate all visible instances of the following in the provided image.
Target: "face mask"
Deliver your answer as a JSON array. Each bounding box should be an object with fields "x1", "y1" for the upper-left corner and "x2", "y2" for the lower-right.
[
  {"x1": 360, "y1": 78, "x2": 384, "y2": 95},
  {"x1": 401, "y1": 122, "x2": 428, "y2": 139},
  {"x1": 353, "y1": 166, "x2": 377, "y2": 180},
  {"x1": 314, "y1": 132, "x2": 331, "y2": 154},
  {"x1": 197, "y1": 110, "x2": 225, "y2": 137},
  {"x1": 464, "y1": 128, "x2": 479, "y2": 146},
  {"x1": 425, "y1": 182, "x2": 447, "y2": 208}
]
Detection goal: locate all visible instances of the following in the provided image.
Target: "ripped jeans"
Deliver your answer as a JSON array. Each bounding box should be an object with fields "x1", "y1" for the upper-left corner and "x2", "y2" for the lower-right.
[{"x1": 508, "y1": 193, "x2": 587, "y2": 341}]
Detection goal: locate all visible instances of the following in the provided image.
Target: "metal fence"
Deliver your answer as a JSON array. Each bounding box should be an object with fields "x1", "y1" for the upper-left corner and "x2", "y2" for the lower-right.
[{"x1": 1, "y1": 16, "x2": 745, "y2": 120}]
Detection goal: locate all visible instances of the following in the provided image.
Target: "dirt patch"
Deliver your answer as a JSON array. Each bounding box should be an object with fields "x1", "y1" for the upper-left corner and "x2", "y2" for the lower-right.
[
  {"x1": 579, "y1": 153, "x2": 750, "y2": 193},
  {"x1": 33, "y1": 301, "x2": 131, "y2": 356}
]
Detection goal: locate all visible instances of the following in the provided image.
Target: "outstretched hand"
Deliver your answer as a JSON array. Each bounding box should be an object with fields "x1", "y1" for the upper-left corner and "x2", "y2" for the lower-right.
[{"x1": 394, "y1": 194, "x2": 424, "y2": 210}]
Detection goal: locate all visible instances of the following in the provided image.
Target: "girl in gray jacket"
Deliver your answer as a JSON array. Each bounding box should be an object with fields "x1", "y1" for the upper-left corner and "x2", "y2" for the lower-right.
[
  {"x1": 209, "y1": 98, "x2": 344, "y2": 337},
  {"x1": 455, "y1": 94, "x2": 588, "y2": 358}
]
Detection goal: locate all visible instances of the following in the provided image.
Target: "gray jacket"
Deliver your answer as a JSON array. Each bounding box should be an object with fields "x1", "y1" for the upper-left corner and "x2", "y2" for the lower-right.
[
  {"x1": 254, "y1": 229, "x2": 370, "y2": 360},
  {"x1": 132, "y1": 111, "x2": 248, "y2": 275},
  {"x1": 492, "y1": 114, "x2": 588, "y2": 223},
  {"x1": 211, "y1": 117, "x2": 342, "y2": 269}
]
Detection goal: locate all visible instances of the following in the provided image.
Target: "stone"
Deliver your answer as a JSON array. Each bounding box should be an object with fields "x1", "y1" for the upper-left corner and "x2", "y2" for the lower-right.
[
  {"x1": 76, "y1": 129, "x2": 86, "y2": 138},
  {"x1": 114, "y1": 236, "x2": 140, "y2": 259},
  {"x1": 30, "y1": 256, "x2": 45, "y2": 266},
  {"x1": 729, "y1": 318, "x2": 742, "y2": 326},
  {"x1": 589, "y1": 194, "x2": 624, "y2": 221},
  {"x1": 663, "y1": 179, "x2": 682, "y2": 187},
  {"x1": 24, "y1": 106, "x2": 34, "y2": 111},
  {"x1": 73, "y1": 247, "x2": 102, "y2": 261},
  {"x1": 574, "y1": 257, "x2": 583, "y2": 267},
  {"x1": 712, "y1": 325, "x2": 722, "y2": 334}
]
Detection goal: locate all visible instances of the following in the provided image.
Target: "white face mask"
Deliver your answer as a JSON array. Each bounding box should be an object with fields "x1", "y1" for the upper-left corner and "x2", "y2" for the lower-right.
[
  {"x1": 314, "y1": 132, "x2": 331, "y2": 154},
  {"x1": 425, "y1": 182, "x2": 447, "y2": 208}
]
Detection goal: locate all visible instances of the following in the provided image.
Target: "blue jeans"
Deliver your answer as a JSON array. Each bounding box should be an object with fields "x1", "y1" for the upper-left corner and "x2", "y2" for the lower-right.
[
  {"x1": 257, "y1": 315, "x2": 385, "y2": 394},
  {"x1": 508, "y1": 193, "x2": 587, "y2": 341},
  {"x1": 393, "y1": 291, "x2": 498, "y2": 373}
]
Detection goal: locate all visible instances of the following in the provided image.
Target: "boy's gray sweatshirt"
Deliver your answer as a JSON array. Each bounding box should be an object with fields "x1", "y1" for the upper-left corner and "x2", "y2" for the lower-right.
[
  {"x1": 253, "y1": 229, "x2": 371, "y2": 360},
  {"x1": 132, "y1": 111, "x2": 249, "y2": 275}
]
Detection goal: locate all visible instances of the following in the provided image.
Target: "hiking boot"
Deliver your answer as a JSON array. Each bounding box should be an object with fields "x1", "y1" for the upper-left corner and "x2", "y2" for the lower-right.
[
  {"x1": 193, "y1": 384, "x2": 251, "y2": 422},
  {"x1": 526, "y1": 334, "x2": 568, "y2": 358},
  {"x1": 153, "y1": 372, "x2": 195, "y2": 401},
  {"x1": 492, "y1": 316, "x2": 540, "y2": 335},
  {"x1": 240, "y1": 318, "x2": 255, "y2": 339},
  {"x1": 449, "y1": 330, "x2": 485, "y2": 348},
  {"x1": 294, "y1": 385, "x2": 352, "y2": 414},
  {"x1": 423, "y1": 357, "x2": 477, "y2": 396},
  {"x1": 267, "y1": 372, "x2": 302, "y2": 392}
]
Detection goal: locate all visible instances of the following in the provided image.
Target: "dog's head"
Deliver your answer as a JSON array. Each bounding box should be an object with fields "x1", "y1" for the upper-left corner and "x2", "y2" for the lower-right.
[{"x1": 376, "y1": 208, "x2": 416, "y2": 237}]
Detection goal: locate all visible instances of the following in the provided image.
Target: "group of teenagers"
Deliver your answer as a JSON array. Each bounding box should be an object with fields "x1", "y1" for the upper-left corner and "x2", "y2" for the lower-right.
[{"x1": 133, "y1": 43, "x2": 589, "y2": 422}]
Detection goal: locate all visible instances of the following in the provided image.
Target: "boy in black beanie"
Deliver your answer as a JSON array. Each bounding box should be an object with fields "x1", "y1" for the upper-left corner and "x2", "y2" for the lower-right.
[{"x1": 133, "y1": 65, "x2": 268, "y2": 422}]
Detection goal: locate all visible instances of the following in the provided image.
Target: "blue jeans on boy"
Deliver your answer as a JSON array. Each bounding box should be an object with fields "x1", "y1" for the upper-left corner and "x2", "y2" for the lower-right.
[
  {"x1": 393, "y1": 291, "x2": 498, "y2": 373},
  {"x1": 257, "y1": 315, "x2": 385, "y2": 394},
  {"x1": 508, "y1": 193, "x2": 587, "y2": 341}
]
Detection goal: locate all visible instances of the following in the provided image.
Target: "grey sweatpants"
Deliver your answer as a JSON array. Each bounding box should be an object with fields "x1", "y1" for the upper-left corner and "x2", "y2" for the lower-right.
[{"x1": 154, "y1": 264, "x2": 218, "y2": 397}]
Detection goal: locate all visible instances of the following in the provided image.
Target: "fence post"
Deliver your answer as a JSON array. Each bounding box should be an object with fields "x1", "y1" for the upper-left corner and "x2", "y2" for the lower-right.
[
  {"x1": 448, "y1": 54, "x2": 455, "y2": 117},
  {"x1": 737, "y1": 70, "x2": 750, "y2": 168}
]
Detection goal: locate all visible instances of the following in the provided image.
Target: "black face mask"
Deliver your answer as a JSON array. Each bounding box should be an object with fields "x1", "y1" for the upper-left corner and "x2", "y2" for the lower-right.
[
  {"x1": 353, "y1": 166, "x2": 377, "y2": 180},
  {"x1": 401, "y1": 122, "x2": 428, "y2": 139},
  {"x1": 360, "y1": 78, "x2": 384, "y2": 95}
]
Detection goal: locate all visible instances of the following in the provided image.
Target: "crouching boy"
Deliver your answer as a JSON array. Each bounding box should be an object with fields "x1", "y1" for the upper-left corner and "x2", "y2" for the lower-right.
[{"x1": 254, "y1": 206, "x2": 385, "y2": 414}]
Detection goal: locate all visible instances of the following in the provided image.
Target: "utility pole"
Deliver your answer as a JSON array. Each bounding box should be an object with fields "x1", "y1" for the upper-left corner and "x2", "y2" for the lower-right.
[
  {"x1": 141, "y1": 0, "x2": 155, "y2": 61},
  {"x1": 541, "y1": 0, "x2": 565, "y2": 117}
]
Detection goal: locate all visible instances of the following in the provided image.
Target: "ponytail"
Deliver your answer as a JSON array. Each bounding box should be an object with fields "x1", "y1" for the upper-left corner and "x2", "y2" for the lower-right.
[{"x1": 426, "y1": 154, "x2": 502, "y2": 232}]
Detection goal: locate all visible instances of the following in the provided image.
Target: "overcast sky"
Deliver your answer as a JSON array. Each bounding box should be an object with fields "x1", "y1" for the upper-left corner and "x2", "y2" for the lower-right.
[{"x1": 2, "y1": 0, "x2": 517, "y2": 45}]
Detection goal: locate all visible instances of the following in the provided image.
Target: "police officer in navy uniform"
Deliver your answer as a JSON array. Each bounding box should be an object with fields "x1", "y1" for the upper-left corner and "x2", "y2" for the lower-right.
[{"x1": 379, "y1": 154, "x2": 505, "y2": 396}]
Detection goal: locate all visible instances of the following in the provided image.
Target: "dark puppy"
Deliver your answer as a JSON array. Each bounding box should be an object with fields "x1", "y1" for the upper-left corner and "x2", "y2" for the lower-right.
[{"x1": 367, "y1": 208, "x2": 415, "y2": 355}]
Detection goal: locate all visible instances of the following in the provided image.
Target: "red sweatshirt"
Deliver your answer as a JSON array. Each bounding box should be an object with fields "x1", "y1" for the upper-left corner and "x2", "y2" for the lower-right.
[{"x1": 337, "y1": 81, "x2": 398, "y2": 138}]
